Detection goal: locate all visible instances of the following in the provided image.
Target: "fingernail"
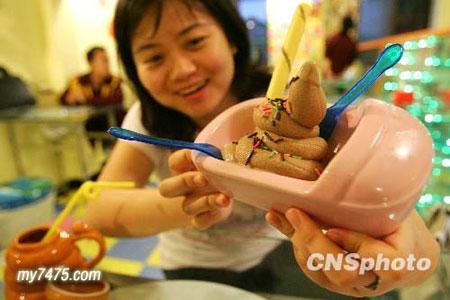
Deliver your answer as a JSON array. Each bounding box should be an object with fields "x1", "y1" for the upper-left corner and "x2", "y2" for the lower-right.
[
  {"x1": 266, "y1": 212, "x2": 281, "y2": 229},
  {"x1": 326, "y1": 229, "x2": 342, "y2": 243},
  {"x1": 215, "y1": 195, "x2": 229, "y2": 206},
  {"x1": 285, "y1": 208, "x2": 301, "y2": 228},
  {"x1": 193, "y1": 174, "x2": 207, "y2": 187}
]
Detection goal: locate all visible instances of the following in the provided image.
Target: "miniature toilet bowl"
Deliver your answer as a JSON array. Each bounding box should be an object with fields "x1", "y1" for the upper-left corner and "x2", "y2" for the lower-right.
[{"x1": 192, "y1": 98, "x2": 434, "y2": 237}]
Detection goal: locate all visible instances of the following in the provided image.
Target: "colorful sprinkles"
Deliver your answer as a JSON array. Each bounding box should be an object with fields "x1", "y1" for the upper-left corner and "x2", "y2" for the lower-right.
[
  {"x1": 264, "y1": 131, "x2": 274, "y2": 142},
  {"x1": 247, "y1": 132, "x2": 258, "y2": 138},
  {"x1": 260, "y1": 97, "x2": 296, "y2": 128},
  {"x1": 288, "y1": 76, "x2": 300, "y2": 87}
]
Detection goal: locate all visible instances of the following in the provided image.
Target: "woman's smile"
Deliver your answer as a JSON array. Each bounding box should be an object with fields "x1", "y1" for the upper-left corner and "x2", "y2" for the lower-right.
[
  {"x1": 176, "y1": 79, "x2": 209, "y2": 100},
  {"x1": 132, "y1": 1, "x2": 237, "y2": 124}
]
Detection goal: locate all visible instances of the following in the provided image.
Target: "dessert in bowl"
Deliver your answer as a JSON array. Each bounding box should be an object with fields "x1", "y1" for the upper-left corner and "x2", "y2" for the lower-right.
[{"x1": 192, "y1": 96, "x2": 434, "y2": 237}]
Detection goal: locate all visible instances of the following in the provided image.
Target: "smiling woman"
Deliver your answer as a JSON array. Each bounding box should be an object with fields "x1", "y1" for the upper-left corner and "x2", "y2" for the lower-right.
[
  {"x1": 84, "y1": 1, "x2": 440, "y2": 298},
  {"x1": 85, "y1": 0, "x2": 290, "y2": 294},
  {"x1": 131, "y1": 1, "x2": 237, "y2": 127},
  {"x1": 113, "y1": 0, "x2": 270, "y2": 141}
]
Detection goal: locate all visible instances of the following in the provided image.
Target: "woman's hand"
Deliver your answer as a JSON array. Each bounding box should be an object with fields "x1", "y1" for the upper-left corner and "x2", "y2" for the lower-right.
[
  {"x1": 159, "y1": 149, "x2": 232, "y2": 230},
  {"x1": 266, "y1": 208, "x2": 440, "y2": 297}
]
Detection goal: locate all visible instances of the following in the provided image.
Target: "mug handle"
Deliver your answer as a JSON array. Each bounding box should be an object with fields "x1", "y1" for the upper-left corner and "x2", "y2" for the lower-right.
[{"x1": 70, "y1": 221, "x2": 106, "y2": 269}]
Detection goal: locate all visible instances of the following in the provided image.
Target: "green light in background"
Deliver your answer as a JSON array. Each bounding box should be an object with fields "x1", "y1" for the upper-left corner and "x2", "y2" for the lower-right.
[
  {"x1": 445, "y1": 59, "x2": 450, "y2": 67},
  {"x1": 404, "y1": 41, "x2": 412, "y2": 50},
  {"x1": 443, "y1": 159, "x2": 450, "y2": 168},
  {"x1": 427, "y1": 36, "x2": 437, "y2": 47},
  {"x1": 422, "y1": 72, "x2": 434, "y2": 83},
  {"x1": 383, "y1": 82, "x2": 399, "y2": 91},
  {"x1": 433, "y1": 57, "x2": 441, "y2": 66},
  {"x1": 433, "y1": 194, "x2": 442, "y2": 202},
  {"x1": 419, "y1": 194, "x2": 433, "y2": 204},
  {"x1": 446, "y1": 139, "x2": 450, "y2": 146},
  {"x1": 429, "y1": 100, "x2": 439, "y2": 109},
  {"x1": 442, "y1": 146, "x2": 450, "y2": 155},
  {"x1": 400, "y1": 71, "x2": 412, "y2": 80},
  {"x1": 445, "y1": 196, "x2": 450, "y2": 205},
  {"x1": 418, "y1": 39, "x2": 427, "y2": 48},
  {"x1": 407, "y1": 104, "x2": 421, "y2": 117},
  {"x1": 413, "y1": 71, "x2": 422, "y2": 80},
  {"x1": 432, "y1": 168, "x2": 441, "y2": 176},
  {"x1": 385, "y1": 68, "x2": 399, "y2": 76},
  {"x1": 432, "y1": 130, "x2": 442, "y2": 139},
  {"x1": 404, "y1": 84, "x2": 414, "y2": 93},
  {"x1": 433, "y1": 114, "x2": 443, "y2": 123}
]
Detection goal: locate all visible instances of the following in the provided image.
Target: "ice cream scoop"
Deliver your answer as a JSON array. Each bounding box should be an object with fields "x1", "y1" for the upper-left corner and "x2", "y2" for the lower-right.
[{"x1": 221, "y1": 61, "x2": 328, "y2": 181}]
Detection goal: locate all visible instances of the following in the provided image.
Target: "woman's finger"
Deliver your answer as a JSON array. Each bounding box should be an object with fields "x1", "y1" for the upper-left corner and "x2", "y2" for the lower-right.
[
  {"x1": 285, "y1": 208, "x2": 375, "y2": 288},
  {"x1": 291, "y1": 239, "x2": 373, "y2": 297},
  {"x1": 265, "y1": 210, "x2": 294, "y2": 237},
  {"x1": 183, "y1": 193, "x2": 230, "y2": 216},
  {"x1": 192, "y1": 200, "x2": 233, "y2": 230},
  {"x1": 159, "y1": 171, "x2": 208, "y2": 197},
  {"x1": 326, "y1": 228, "x2": 409, "y2": 285},
  {"x1": 168, "y1": 149, "x2": 197, "y2": 174}
]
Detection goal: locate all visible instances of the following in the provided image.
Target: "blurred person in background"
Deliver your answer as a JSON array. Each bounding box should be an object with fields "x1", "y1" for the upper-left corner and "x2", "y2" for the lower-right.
[
  {"x1": 325, "y1": 15, "x2": 357, "y2": 79},
  {"x1": 60, "y1": 46, "x2": 125, "y2": 133}
]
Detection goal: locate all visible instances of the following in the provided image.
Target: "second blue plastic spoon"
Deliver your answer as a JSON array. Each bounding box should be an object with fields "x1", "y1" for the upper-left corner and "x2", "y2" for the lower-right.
[
  {"x1": 108, "y1": 127, "x2": 223, "y2": 160},
  {"x1": 319, "y1": 43, "x2": 404, "y2": 140}
]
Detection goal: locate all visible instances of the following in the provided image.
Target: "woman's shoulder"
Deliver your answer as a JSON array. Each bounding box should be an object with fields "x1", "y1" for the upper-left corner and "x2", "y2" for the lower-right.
[{"x1": 122, "y1": 102, "x2": 143, "y2": 129}]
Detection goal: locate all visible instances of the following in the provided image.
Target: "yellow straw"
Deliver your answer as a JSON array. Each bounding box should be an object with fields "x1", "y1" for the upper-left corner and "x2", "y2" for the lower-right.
[
  {"x1": 266, "y1": 4, "x2": 307, "y2": 99},
  {"x1": 43, "y1": 181, "x2": 135, "y2": 242}
]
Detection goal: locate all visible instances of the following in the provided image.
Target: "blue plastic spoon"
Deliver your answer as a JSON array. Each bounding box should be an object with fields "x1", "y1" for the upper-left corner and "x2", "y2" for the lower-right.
[
  {"x1": 319, "y1": 43, "x2": 404, "y2": 140},
  {"x1": 108, "y1": 127, "x2": 223, "y2": 160}
]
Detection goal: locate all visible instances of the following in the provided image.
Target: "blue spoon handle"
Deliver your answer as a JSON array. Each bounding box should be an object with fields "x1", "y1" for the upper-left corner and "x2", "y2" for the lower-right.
[
  {"x1": 108, "y1": 127, "x2": 223, "y2": 160},
  {"x1": 320, "y1": 43, "x2": 404, "y2": 139}
]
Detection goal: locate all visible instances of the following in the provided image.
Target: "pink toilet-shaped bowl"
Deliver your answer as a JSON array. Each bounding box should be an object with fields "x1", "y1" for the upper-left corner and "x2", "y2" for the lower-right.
[{"x1": 192, "y1": 98, "x2": 434, "y2": 237}]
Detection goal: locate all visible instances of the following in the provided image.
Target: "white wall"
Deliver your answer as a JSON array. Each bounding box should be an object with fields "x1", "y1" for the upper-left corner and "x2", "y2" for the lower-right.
[
  {"x1": 0, "y1": 0, "x2": 120, "y2": 93},
  {"x1": 53, "y1": 0, "x2": 120, "y2": 87},
  {"x1": 0, "y1": 0, "x2": 120, "y2": 183}
]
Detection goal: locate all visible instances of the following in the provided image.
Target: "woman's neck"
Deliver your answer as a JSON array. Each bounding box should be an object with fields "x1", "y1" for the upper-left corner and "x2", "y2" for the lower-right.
[{"x1": 194, "y1": 92, "x2": 238, "y2": 129}]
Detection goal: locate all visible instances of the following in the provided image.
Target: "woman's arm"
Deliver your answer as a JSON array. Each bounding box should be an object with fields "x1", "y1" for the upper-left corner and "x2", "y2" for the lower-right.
[{"x1": 84, "y1": 141, "x2": 191, "y2": 237}]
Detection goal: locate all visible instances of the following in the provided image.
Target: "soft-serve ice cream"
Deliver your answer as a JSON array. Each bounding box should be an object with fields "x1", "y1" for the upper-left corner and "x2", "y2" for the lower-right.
[{"x1": 222, "y1": 61, "x2": 328, "y2": 180}]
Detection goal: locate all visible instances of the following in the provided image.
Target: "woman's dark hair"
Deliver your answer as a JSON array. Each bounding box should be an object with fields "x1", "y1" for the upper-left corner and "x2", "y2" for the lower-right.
[{"x1": 114, "y1": 0, "x2": 270, "y2": 141}]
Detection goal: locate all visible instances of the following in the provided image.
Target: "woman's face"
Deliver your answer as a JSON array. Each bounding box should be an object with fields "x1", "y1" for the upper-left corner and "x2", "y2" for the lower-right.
[{"x1": 132, "y1": 0, "x2": 237, "y2": 125}]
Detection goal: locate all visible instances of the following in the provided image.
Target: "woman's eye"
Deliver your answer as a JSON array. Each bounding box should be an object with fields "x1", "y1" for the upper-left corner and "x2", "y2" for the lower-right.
[
  {"x1": 187, "y1": 36, "x2": 207, "y2": 48},
  {"x1": 144, "y1": 55, "x2": 163, "y2": 65}
]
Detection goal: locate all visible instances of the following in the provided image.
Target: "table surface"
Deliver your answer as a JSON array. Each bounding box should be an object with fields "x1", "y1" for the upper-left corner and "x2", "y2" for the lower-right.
[{"x1": 0, "y1": 104, "x2": 120, "y2": 124}]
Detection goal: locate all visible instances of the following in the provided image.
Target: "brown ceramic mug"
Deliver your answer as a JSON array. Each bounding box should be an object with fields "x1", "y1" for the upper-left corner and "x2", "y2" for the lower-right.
[
  {"x1": 46, "y1": 281, "x2": 110, "y2": 300},
  {"x1": 4, "y1": 221, "x2": 105, "y2": 300}
]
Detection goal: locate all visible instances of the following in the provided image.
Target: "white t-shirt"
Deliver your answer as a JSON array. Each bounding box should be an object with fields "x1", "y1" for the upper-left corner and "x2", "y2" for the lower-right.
[{"x1": 121, "y1": 102, "x2": 283, "y2": 272}]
